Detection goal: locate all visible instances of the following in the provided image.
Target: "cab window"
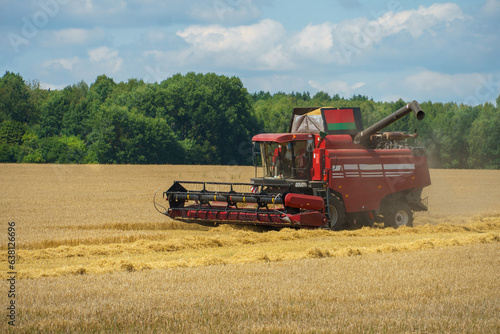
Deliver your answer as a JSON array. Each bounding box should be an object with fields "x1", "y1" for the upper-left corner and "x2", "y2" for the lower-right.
[{"x1": 259, "y1": 141, "x2": 309, "y2": 179}]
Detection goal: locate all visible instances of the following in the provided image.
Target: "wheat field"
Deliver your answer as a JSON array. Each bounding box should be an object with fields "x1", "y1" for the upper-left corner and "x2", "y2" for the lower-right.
[{"x1": 0, "y1": 164, "x2": 499, "y2": 333}]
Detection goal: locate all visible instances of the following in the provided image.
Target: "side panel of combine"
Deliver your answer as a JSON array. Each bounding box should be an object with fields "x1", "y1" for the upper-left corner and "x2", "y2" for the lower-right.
[{"x1": 325, "y1": 149, "x2": 430, "y2": 213}]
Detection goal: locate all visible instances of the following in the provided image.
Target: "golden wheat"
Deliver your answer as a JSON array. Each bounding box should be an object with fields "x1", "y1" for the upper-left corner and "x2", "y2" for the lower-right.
[
  {"x1": 5, "y1": 243, "x2": 499, "y2": 333},
  {"x1": 1, "y1": 164, "x2": 500, "y2": 332}
]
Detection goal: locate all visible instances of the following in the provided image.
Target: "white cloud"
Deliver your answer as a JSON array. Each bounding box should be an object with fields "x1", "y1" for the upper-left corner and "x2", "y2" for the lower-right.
[
  {"x1": 176, "y1": 19, "x2": 293, "y2": 70},
  {"x1": 401, "y1": 70, "x2": 500, "y2": 105},
  {"x1": 290, "y1": 3, "x2": 468, "y2": 65},
  {"x1": 45, "y1": 28, "x2": 106, "y2": 46},
  {"x1": 308, "y1": 80, "x2": 366, "y2": 97},
  {"x1": 377, "y1": 3, "x2": 467, "y2": 38},
  {"x1": 176, "y1": 3, "x2": 469, "y2": 71},
  {"x1": 178, "y1": 19, "x2": 283, "y2": 53},
  {"x1": 89, "y1": 46, "x2": 116, "y2": 62},
  {"x1": 242, "y1": 74, "x2": 309, "y2": 94},
  {"x1": 42, "y1": 57, "x2": 80, "y2": 71},
  {"x1": 142, "y1": 50, "x2": 165, "y2": 59},
  {"x1": 291, "y1": 22, "x2": 335, "y2": 59},
  {"x1": 39, "y1": 82, "x2": 68, "y2": 91},
  {"x1": 88, "y1": 46, "x2": 123, "y2": 73},
  {"x1": 404, "y1": 71, "x2": 478, "y2": 96},
  {"x1": 480, "y1": 0, "x2": 500, "y2": 17},
  {"x1": 352, "y1": 82, "x2": 366, "y2": 90}
]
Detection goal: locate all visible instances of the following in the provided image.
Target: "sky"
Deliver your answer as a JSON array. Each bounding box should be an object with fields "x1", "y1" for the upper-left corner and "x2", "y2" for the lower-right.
[{"x1": 1, "y1": 0, "x2": 499, "y2": 105}]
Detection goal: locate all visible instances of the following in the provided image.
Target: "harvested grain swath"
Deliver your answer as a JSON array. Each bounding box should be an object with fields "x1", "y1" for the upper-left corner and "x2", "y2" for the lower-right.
[{"x1": 6, "y1": 216, "x2": 500, "y2": 279}]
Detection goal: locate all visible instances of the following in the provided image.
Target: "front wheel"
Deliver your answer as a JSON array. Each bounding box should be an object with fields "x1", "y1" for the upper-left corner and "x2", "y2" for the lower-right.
[
  {"x1": 384, "y1": 204, "x2": 413, "y2": 228},
  {"x1": 327, "y1": 193, "x2": 346, "y2": 231}
]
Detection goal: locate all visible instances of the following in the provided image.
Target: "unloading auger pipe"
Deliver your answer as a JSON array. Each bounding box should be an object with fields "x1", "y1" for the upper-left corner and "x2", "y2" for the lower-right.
[{"x1": 353, "y1": 100, "x2": 425, "y2": 145}]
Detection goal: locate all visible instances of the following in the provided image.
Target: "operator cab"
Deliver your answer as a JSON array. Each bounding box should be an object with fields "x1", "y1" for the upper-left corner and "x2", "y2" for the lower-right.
[
  {"x1": 260, "y1": 141, "x2": 310, "y2": 179},
  {"x1": 251, "y1": 133, "x2": 315, "y2": 187}
]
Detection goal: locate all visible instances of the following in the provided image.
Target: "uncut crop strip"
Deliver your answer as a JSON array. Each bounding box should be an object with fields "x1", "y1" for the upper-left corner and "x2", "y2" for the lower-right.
[{"x1": 5, "y1": 216, "x2": 500, "y2": 279}]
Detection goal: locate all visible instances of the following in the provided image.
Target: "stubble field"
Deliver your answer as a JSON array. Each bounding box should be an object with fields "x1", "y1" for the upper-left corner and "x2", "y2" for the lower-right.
[{"x1": 0, "y1": 164, "x2": 499, "y2": 333}]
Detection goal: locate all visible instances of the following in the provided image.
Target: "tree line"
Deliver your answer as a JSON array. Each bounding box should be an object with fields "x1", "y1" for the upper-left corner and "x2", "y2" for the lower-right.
[{"x1": 1, "y1": 71, "x2": 499, "y2": 168}]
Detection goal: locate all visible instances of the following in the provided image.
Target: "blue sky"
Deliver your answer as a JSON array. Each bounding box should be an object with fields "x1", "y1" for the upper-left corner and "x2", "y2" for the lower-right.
[{"x1": 1, "y1": 0, "x2": 499, "y2": 105}]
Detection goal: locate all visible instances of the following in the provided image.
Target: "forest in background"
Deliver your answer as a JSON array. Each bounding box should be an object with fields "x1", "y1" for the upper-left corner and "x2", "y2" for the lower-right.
[{"x1": 1, "y1": 71, "x2": 499, "y2": 168}]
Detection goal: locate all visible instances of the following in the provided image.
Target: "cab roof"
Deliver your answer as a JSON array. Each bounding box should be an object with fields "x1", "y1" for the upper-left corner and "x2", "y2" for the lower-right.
[{"x1": 252, "y1": 133, "x2": 313, "y2": 143}]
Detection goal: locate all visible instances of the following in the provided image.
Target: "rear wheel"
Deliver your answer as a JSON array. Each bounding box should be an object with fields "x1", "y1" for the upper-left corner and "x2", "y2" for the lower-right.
[
  {"x1": 327, "y1": 193, "x2": 345, "y2": 231},
  {"x1": 384, "y1": 204, "x2": 413, "y2": 228}
]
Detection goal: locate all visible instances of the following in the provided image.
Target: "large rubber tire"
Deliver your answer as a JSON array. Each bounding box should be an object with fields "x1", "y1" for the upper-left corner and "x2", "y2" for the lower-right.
[
  {"x1": 385, "y1": 204, "x2": 413, "y2": 228},
  {"x1": 327, "y1": 193, "x2": 346, "y2": 231}
]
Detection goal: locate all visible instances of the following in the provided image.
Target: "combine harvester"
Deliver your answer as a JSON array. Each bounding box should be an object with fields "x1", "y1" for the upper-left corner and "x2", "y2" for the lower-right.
[{"x1": 155, "y1": 101, "x2": 431, "y2": 230}]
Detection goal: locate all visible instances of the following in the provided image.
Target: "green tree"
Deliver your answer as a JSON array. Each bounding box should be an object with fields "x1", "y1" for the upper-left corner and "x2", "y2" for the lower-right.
[
  {"x1": 87, "y1": 104, "x2": 183, "y2": 164},
  {"x1": 0, "y1": 120, "x2": 27, "y2": 144},
  {"x1": 159, "y1": 72, "x2": 257, "y2": 164},
  {"x1": 312, "y1": 91, "x2": 331, "y2": 102},
  {"x1": 0, "y1": 72, "x2": 35, "y2": 123},
  {"x1": 467, "y1": 102, "x2": 500, "y2": 168},
  {"x1": 88, "y1": 75, "x2": 116, "y2": 103},
  {"x1": 61, "y1": 81, "x2": 91, "y2": 138},
  {"x1": 37, "y1": 90, "x2": 68, "y2": 138}
]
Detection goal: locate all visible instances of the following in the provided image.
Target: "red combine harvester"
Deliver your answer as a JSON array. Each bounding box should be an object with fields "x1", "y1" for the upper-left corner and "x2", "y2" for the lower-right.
[{"x1": 155, "y1": 101, "x2": 431, "y2": 230}]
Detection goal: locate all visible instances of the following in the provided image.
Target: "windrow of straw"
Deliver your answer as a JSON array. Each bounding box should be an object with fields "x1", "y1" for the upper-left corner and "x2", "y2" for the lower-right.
[
  {"x1": 13, "y1": 216, "x2": 500, "y2": 262},
  {"x1": 14, "y1": 232, "x2": 499, "y2": 279},
  {"x1": 6, "y1": 216, "x2": 499, "y2": 279}
]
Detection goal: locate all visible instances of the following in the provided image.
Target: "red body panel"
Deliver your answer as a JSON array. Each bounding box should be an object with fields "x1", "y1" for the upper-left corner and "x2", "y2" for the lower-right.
[
  {"x1": 317, "y1": 134, "x2": 359, "y2": 150},
  {"x1": 284, "y1": 193, "x2": 325, "y2": 212},
  {"x1": 287, "y1": 211, "x2": 328, "y2": 227},
  {"x1": 253, "y1": 133, "x2": 313, "y2": 143},
  {"x1": 325, "y1": 148, "x2": 431, "y2": 213}
]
